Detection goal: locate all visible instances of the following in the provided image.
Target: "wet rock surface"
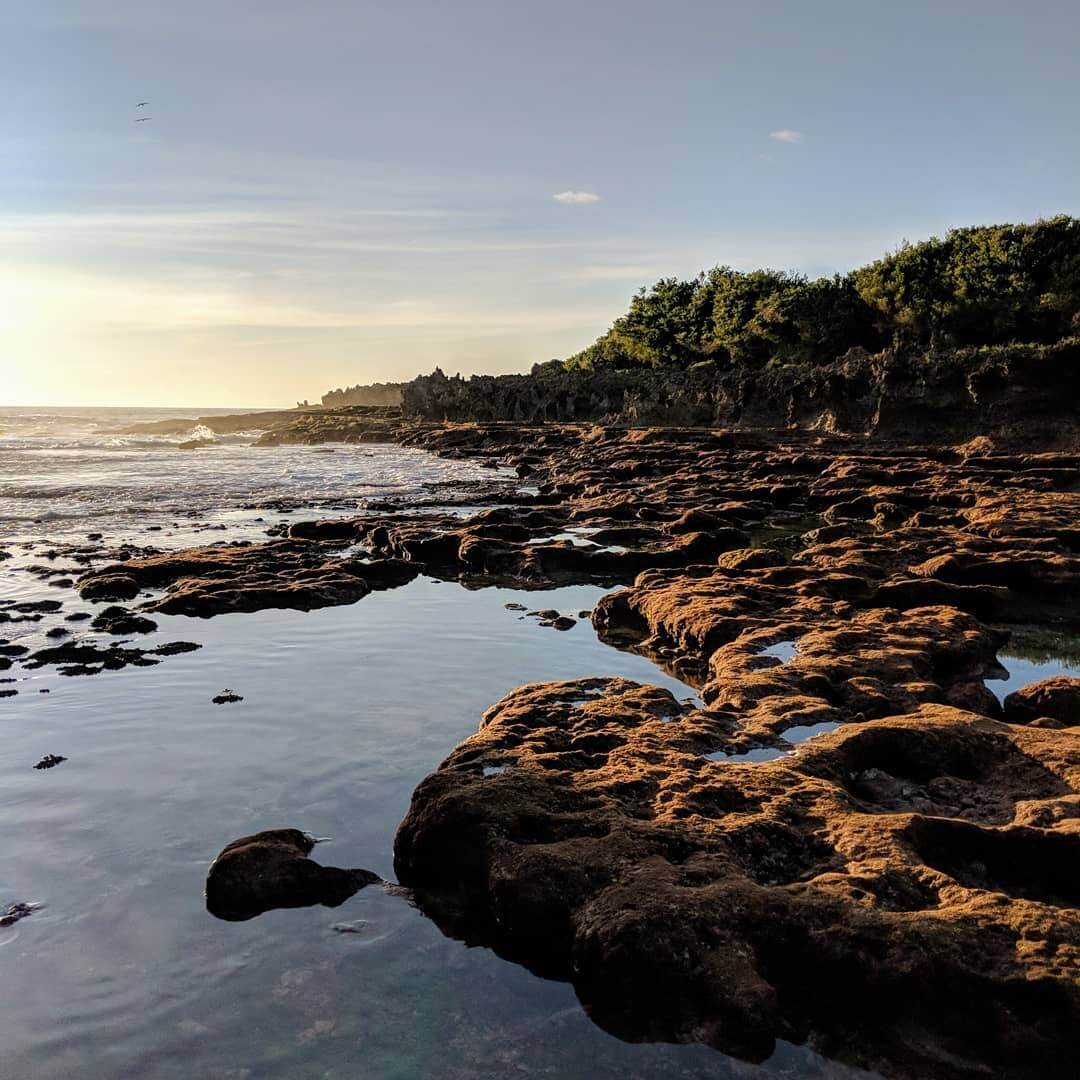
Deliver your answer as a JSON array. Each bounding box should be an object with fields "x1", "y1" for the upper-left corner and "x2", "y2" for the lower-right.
[
  {"x1": 205, "y1": 829, "x2": 381, "y2": 922},
  {"x1": 90, "y1": 606, "x2": 158, "y2": 635},
  {"x1": 77, "y1": 542, "x2": 425, "y2": 617}
]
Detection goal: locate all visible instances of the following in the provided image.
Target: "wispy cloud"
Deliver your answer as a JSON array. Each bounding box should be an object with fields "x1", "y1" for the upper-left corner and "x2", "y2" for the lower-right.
[
  {"x1": 552, "y1": 190, "x2": 600, "y2": 204},
  {"x1": 769, "y1": 129, "x2": 803, "y2": 144}
]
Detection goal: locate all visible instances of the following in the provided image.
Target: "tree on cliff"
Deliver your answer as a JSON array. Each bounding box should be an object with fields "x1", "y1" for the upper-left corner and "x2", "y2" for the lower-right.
[{"x1": 565, "y1": 216, "x2": 1080, "y2": 372}]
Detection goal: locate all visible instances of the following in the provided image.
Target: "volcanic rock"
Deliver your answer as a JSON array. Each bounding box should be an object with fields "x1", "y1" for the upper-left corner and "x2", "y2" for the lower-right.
[
  {"x1": 1004, "y1": 676, "x2": 1080, "y2": 726},
  {"x1": 90, "y1": 606, "x2": 158, "y2": 635},
  {"x1": 205, "y1": 829, "x2": 381, "y2": 921}
]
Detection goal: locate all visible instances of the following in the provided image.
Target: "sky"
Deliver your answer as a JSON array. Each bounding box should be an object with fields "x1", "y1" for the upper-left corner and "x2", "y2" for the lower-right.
[{"x1": 3, "y1": 0, "x2": 1079, "y2": 407}]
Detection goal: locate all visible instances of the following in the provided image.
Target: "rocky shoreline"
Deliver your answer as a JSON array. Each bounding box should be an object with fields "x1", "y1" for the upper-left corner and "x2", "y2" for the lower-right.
[{"x1": 69, "y1": 421, "x2": 1080, "y2": 1077}]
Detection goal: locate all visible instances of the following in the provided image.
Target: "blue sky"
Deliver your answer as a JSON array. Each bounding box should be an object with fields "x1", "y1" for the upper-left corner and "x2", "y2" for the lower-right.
[{"x1": 3, "y1": 0, "x2": 1079, "y2": 405}]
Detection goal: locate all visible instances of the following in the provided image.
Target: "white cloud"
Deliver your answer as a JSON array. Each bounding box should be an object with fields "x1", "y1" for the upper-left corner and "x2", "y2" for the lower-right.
[
  {"x1": 552, "y1": 190, "x2": 600, "y2": 204},
  {"x1": 769, "y1": 129, "x2": 803, "y2": 144}
]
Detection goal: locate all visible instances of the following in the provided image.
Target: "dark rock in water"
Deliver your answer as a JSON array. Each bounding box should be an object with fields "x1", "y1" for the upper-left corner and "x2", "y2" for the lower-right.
[
  {"x1": 27, "y1": 641, "x2": 159, "y2": 674},
  {"x1": 551, "y1": 616, "x2": 577, "y2": 631},
  {"x1": 45, "y1": 627, "x2": 70, "y2": 639},
  {"x1": 34, "y1": 754, "x2": 66, "y2": 770},
  {"x1": 0, "y1": 689, "x2": 16, "y2": 698},
  {"x1": 12, "y1": 601, "x2": 62, "y2": 614},
  {"x1": 212, "y1": 690, "x2": 243, "y2": 704},
  {"x1": 0, "y1": 644, "x2": 29, "y2": 657},
  {"x1": 0, "y1": 902, "x2": 39, "y2": 927},
  {"x1": 80, "y1": 541, "x2": 377, "y2": 617},
  {"x1": 336, "y1": 557, "x2": 420, "y2": 591},
  {"x1": 90, "y1": 606, "x2": 159, "y2": 635},
  {"x1": 48, "y1": 578, "x2": 75, "y2": 589},
  {"x1": 205, "y1": 829, "x2": 381, "y2": 922},
  {"x1": 79, "y1": 574, "x2": 140, "y2": 602},
  {"x1": 1004, "y1": 676, "x2": 1080, "y2": 726},
  {"x1": 504, "y1": 602, "x2": 527, "y2": 611},
  {"x1": 65, "y1": 612, "x2": 92, "y2": 622},
  {"x1": 152, "y1": 641, "x2": 202, "y2": 656}
]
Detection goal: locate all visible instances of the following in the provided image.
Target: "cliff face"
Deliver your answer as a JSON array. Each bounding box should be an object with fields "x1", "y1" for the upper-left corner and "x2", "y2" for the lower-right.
[
  {"x1": 321, "y1": 381, "x2": 404, "y2": 408},
  {"x1": 400, "y1": 341, "x2": 1080, "y2": 445}
]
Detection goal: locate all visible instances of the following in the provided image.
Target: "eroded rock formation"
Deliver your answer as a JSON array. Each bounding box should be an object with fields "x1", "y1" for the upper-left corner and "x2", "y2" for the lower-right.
[
  {"x1": 395, "y1": 683, "x2": 1080, "y2": 1078},
  {"x1": 400, "y1": 343, "x2": 1080, "y2": 443}
]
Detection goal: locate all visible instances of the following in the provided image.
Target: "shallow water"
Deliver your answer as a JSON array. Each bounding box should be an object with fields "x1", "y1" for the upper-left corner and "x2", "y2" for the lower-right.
[
  {"x1": 0, "y1": 409, "x2": 879, "y2": 1079},
  {"x1": 984, "y1": 625, "x2": 1080, "y2": 705},
  {"x1": 986, "y1": 652, "x2": 1080, "y2": 704}
]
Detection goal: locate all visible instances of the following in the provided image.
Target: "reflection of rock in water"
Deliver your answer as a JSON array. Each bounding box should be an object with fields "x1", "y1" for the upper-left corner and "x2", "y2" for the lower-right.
[{"x1": 205, "y1": 829, "x2": 380, "y2": 922}]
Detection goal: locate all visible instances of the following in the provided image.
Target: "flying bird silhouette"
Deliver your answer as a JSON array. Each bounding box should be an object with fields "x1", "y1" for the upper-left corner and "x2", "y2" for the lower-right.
[
  {"x1": 135, "y1": 117, "x2": 151, "y2": 122},
  {"x1": 136, "y1": 101, "x2": 149, "y2": 107}
]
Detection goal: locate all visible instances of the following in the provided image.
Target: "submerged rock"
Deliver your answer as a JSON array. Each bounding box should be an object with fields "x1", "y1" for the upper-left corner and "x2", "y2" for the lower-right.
[
  {"x1": 0, "y1": 902, "x2": 40, "y2": 927},
  {"x1": 33, "y1": 754, "x2": 66, "y2": 770},
  {"x1": 90, "y1": 606, "x2": 158, "y2": 635},
  {"x1": 211, "y1": 690, "x2": 243, "y2": 704},
  {"x1": 205, "y1": 829, "x2": 381, "y2": 922}
]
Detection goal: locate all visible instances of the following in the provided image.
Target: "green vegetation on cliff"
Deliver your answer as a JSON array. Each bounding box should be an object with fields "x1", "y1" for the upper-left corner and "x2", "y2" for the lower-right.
[{"x1": 566, "y1": 216, "x2": 1080, "y2": 372}]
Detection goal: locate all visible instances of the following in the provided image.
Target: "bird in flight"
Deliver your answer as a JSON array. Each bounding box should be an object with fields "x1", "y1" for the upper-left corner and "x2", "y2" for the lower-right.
[
  {"x1": 135, "y1": 116, "x2": 151, "y2": 122},
  {"x1": 136, "y1": 101, "x2": 149, "y2": 107}
]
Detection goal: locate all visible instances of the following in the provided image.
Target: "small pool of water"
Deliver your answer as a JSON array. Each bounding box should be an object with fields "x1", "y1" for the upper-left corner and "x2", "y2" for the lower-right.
[
  {"x1": 707, "y1": 746, "x2": 787, "y2": 764},
  {"x1": 759, "y1": 640, "x2": 798, "y2": 663},
  {"x1": 705, "y1": 719, "x2": 842, "y2": 765},
  {"x1": 984, "y1": 626, "x2": 1080, "y2": 705}
]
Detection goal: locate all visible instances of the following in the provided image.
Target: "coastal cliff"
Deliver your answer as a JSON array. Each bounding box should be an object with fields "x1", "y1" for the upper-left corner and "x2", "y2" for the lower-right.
[{"x1": 399, "y1": 339, "x2": 1080, "y2": 443}]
